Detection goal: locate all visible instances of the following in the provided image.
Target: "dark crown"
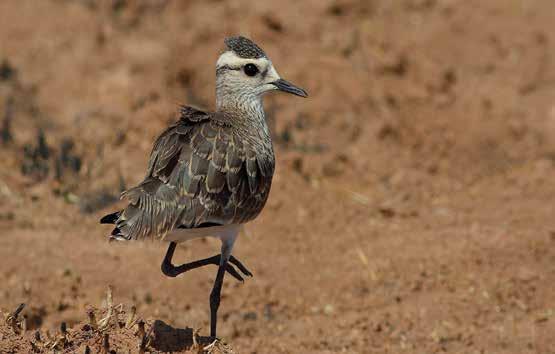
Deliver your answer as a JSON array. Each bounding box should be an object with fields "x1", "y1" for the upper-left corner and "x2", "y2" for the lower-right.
[{"x1": 224, "y1": 36, "x2": 266, "y2": 59}]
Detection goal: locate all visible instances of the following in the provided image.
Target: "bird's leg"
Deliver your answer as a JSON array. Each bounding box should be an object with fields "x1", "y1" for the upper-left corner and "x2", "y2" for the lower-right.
[
  {"x1": 209, "y1": 257, "x2": 227, "y2": 339},
  {"x1": 209, "y1": 232, "x2": 239, "y2": 339},
  {"x1": 161, "y1": 242, "x2": 249, "y2": 282}
]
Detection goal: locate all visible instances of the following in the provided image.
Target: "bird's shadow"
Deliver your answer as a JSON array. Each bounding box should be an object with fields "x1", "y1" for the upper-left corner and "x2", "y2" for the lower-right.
[{"x1": 150, "y1": 320, "x2": 214, "y2": 352}]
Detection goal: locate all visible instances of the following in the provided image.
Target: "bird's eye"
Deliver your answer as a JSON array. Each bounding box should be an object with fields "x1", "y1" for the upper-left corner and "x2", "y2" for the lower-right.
[{"x1": 243, "y1": 63, "x2": 259, "y2": 77}]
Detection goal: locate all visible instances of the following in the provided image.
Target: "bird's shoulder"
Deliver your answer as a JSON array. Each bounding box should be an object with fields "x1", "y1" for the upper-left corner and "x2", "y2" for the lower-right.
[{"x1": 145, "y1": 106, "x2": 241, "y2": 181}]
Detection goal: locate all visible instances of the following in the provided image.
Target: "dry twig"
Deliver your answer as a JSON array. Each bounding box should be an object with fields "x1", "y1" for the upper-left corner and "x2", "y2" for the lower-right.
[{"x1": 4, "y1": 303, "x2": 25, "y2": 334}]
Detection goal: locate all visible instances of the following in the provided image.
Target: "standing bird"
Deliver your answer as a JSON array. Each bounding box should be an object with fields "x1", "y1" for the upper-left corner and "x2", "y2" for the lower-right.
[{"x1": 100, "y1": 36, "x2": 307, "y2": 338}]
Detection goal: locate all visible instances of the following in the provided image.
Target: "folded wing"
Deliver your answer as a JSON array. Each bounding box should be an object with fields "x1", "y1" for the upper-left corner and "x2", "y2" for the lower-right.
[{"x1": 109, "y1": 106, "x2": 273, "y2": 241}]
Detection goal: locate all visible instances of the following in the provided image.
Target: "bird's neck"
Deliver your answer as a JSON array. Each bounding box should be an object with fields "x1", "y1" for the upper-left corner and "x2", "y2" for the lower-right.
[
  {"x1": 215, "y1": 91, "x2": 272, "y2": 147},
  {"x1": 216, "y1": 92, "x2": 263, "y2": 117}
]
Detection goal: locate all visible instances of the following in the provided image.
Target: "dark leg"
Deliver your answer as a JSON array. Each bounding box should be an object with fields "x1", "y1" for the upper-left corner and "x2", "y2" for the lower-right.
[
  {"x1": 229, "y1": 255, "x2": 253, "y2": 277},
  {"x1": 209, "y1": 259, "x2": 227, "y2": 338},
  {"x1": 161, "y1": 242, "x2": 178, "y2": 274},
  {"x1": 161, "y1": 242, "x2": 250, "y2": 282}
]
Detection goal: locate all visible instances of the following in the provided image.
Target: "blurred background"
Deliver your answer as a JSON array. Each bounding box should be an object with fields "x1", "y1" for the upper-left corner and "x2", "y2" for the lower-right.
[{"x1": 1, "y1": 0, "x2": 554, "y2": 353}]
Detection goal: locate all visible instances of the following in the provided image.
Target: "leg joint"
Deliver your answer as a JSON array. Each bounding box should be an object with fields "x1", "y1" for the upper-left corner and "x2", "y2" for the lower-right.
[{"x1": 161, "y1": 261, "x2": 178, "y2": 277}]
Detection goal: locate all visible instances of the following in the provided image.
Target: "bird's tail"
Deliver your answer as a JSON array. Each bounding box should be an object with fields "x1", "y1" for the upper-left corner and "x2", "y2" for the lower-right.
[
  {"x1": 100, "y1": 210, "x2": 128, "y2": 241},
  {"x1": 100, "y1": 210, "x2": 121, "y2": 224}
]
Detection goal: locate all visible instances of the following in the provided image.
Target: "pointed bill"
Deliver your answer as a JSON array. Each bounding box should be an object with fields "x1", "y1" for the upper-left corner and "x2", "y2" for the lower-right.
[{"x1": 272, "y1": 79, "x2": 308, "y2": 97}]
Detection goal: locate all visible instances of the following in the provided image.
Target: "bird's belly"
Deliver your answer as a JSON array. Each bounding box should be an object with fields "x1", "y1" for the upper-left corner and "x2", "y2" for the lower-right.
[{"x1": 162, "y1": 224, "x2": 242, "y2": 243}]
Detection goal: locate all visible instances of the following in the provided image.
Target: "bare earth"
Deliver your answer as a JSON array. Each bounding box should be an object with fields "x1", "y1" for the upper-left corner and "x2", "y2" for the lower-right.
[{"x1": 1, "y1": 1, "x2": 555, "y2": 353}]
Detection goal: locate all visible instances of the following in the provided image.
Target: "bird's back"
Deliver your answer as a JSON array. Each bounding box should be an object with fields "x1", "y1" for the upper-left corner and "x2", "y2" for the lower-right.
[{"x1": 104, "y1": 106, "x2": 275, "y2": 241}]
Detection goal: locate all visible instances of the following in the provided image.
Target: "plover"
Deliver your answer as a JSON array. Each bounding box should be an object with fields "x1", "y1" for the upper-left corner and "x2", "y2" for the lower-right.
[{"x1": 101, "y1": 36, "x2": 307, "y2": 338}]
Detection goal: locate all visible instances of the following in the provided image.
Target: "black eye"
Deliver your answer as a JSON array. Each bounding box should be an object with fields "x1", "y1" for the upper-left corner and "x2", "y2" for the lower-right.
[{"x1": 243, "y1": 63, "x2": 259, "y2": 77}]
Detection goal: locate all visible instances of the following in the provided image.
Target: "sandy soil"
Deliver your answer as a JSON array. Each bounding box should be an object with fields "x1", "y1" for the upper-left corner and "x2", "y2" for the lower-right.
[{"x1": 1, "y1": 0, "x2": 555, "y2": 353}]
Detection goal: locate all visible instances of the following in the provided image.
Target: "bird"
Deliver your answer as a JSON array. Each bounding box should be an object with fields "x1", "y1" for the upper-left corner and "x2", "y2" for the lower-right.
[{"x1": 100, "y1": 36, "x2": 307, "y2": 339}]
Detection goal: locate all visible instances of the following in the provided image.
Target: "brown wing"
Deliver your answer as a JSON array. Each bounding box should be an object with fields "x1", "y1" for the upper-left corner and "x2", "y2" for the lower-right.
[{"x1": 111, "y1": 106, "x2": 274, "y2": 241}]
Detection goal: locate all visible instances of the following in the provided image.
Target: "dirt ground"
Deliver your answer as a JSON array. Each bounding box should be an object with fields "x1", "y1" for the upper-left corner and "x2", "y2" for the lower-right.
[{"x1": 1, "y1": 0, "x2": 555, "y2": 353}]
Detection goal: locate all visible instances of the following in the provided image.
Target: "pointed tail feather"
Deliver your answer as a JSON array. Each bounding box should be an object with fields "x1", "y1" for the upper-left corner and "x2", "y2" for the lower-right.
[
  {"x1": 100, "y1": 211, "x2": 122, "y2": 224},
  {"x1": 109, "y1": 226, "x2": 131, "y2": 241}
]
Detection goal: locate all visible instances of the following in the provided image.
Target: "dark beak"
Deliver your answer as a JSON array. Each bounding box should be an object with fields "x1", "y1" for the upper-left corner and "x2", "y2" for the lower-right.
[{"x1": 272, "y1": 79, "x2": 308, "y2": 98}]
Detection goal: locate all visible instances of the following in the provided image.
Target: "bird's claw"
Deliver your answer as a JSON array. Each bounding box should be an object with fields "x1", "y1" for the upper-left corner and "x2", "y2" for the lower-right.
[{"x1": 225, "y1": 263, "x2": 244, "y2": 282}]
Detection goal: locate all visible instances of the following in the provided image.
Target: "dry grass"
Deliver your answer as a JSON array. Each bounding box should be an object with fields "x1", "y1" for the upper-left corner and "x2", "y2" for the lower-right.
[{"x1": 0, "y1": 288, "x2": 235, "y2": 354}]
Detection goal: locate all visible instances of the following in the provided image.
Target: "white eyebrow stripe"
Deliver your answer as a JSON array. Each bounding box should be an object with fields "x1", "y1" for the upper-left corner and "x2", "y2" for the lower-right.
[{"x1": 216, "y1": 51, "x2": 269, "y2": 70}]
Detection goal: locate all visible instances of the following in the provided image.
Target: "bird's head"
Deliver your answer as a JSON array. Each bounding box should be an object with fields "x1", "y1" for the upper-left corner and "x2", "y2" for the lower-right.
[{"x1": 215, "y1": 36, "x2": 308, "y2": 106}]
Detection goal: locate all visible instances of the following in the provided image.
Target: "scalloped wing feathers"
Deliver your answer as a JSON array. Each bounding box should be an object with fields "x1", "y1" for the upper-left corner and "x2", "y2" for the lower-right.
[{"x1": 111, "y1": 106, "x2": 274, "y2": 241}]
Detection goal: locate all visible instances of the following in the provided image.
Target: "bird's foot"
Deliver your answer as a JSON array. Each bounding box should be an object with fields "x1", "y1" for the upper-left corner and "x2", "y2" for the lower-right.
[{"x1": 161, "y1": 254, "x2": 253, "y2": 282}]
